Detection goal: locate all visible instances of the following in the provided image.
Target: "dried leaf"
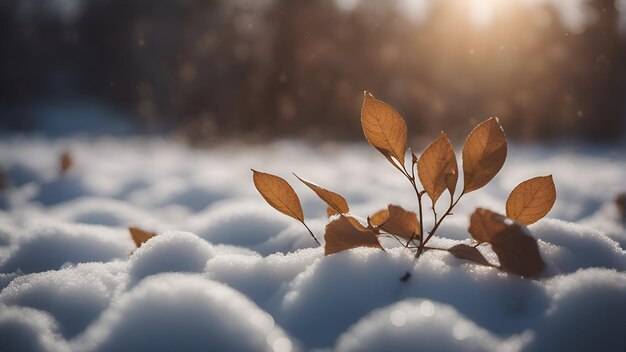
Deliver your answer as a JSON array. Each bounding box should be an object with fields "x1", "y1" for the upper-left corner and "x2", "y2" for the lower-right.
[
  {"x1": 129, "y1": 226, "x2": 156, "y2": 248},
  {"x1": 417, "y1": 132, "x2": 458, "y2": 205},
  {"x1": 294, "y1": 174, "x2": 349, "y2": 216},
  {"x1": 468, "y1": 208, "x2": 545, "y2": 277},
  {"x1": 369, "y1": 204, "x2": 420, "y2": 240},
  {"x1": 462, "y1": 117, "x2": 507, "y2": 193},
  {"x1": 369, "y1": 209, "x2": 389, "y2": 227},
  {"x1": 252, "y1": 170, "x2": 304, "y2": 222},
  {"x1": 506, "y1": 175, "x2": 556, "y2": 225},
  {"x1": 616, "y1": 193, "x2": 626, "y2": 221},
  {"x1": 468, "y1": 208, "x2": 509, "y2": 243},
  {"x1": 448, "y1": 244, "x2": 491, "y2": 266},
  {"x1": 60, "y1": 151, "x2": 73, "y2": 174},
  {"x1": 361, "y1": 91, "x2": 408, "y2": 168},
  {"x1": 325, "y1": 215, "x2": 383, "y2": 255}
]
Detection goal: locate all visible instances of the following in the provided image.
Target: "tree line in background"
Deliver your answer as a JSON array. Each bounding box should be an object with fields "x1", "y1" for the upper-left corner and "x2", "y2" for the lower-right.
[{"x1": 1, "y1": 0, "x2": 624, "y2": 142}]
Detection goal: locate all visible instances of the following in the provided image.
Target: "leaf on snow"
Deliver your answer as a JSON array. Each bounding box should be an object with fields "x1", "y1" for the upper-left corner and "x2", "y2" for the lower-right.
[
  {"x1": 417, "y1": 132, "x2": 458, "y2": 204},
  {"x1": 294, "y1": 174, "x2": 349, "y2": 216},
  {"x1": 60, "y1": 150, "x2": 73, "y2": 174},
  {"x1": 325, "y1": 215, "x2": 383, "y2": 255},
  {"x1": 368, "y1": 204, "x2": 420, "y2": 240},
  {"x1": 361, "y1": 91, "x2": 408, "y2": 169},
  {"x1": 506, "y1": 175, "x2": 556, "y2": 225},
  {"x1": 252, "y1": 170, "x2": 304, "y2": 222},
  {"x1": 462, "y1": 117, "x2": 507, "y2": 193},
  {"x1": 468, "y1": 208, "x2": 545, "y2": 277},
  {"x1": 129, "y1": 226, "x2": 156, "y2": 248},
  {"x1": 448, "y1": 244, "x2": 491, "y2": 266}
]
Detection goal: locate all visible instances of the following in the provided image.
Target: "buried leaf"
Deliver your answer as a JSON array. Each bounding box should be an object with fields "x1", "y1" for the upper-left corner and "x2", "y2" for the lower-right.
[
  {"x1": 252, "y1": 170, "x2": 304, "y2": 222},
  {"x1": 60, "y1": 150, "x2": 73, "y2": 174},
  {"x1": 294, "y1": 174, "x2": 349, "y2": 216},
  {"x1": 506, "y1": 175, "x2": 556, "y2": 225},
  {"x1": 468, "y1": 208, "x2": 545, "y2": 277},
  {"x1": 368, "y1": 204, "x2": 420, "y2": 240},
  {"x1": 325, "y1": 215, "x2": 383, "y2": 255},
  {"x1": 361, "y1": 91, "x2": 408, "y2": 169},
  {"x1": 418, "y1": 132, "x2": 458, "y2": 204},
  {"x1": 129, "y1": 226, "x2": 156, "y2": 248},
  {"x1": 448, "y1": 244, "x2": 491, "y2": 266},
  {"x1": 462, "y1": 118, "x2": 507, "y2": 193}
]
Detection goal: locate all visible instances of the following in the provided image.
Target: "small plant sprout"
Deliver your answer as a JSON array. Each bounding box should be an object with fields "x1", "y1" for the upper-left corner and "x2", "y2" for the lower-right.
[{"x1": 252, "y1": 91, "x2": 556, "y2": 278}]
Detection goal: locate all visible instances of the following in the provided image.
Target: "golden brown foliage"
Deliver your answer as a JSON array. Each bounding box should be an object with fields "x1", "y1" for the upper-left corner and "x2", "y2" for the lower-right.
[
  {"x1": 252, "y1": 92, "x2": 556, "y2": 278},
  {"x1": 324, "y1": 215, "x2": 383, "y2": 255},
  {"x1": 60, "y1": 151, "x2": 73, "y2": 174},
  {"x1": 129, "y1": 226, "x2": 156, "y2": 248},
  {"x1": 361, "y1": 92, "x2": 408, "y2": 169},
  {"x1": 252, "y1": 169, "x2": 304, "y2": 222},
  {"x1": 506, "y1": 175, "x2": 556, "y2": 225},
  {"x1": 462, "y1": 118, "x2": 507, "y2": 193}
]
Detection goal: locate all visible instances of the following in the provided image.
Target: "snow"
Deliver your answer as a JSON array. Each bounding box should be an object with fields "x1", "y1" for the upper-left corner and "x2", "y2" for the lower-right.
[{"x1": 0, "y1": 136, "x2": 624, "y2": 351}]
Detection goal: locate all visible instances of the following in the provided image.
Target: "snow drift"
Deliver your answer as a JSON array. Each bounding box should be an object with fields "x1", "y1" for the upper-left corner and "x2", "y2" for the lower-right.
[{"x1": 0, "y1": 137, "x2": 624, "y2": 351}]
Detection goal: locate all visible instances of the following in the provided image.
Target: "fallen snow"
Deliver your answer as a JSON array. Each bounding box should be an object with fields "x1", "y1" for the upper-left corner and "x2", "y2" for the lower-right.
[{"x1": 0, "y1": 136, "x2": 624, "y2": 351}]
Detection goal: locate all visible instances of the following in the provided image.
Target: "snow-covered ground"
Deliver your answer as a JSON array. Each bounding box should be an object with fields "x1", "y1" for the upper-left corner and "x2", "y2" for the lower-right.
[{"x1": 0, "y1": 136, "x2": 624, "y2": 352}]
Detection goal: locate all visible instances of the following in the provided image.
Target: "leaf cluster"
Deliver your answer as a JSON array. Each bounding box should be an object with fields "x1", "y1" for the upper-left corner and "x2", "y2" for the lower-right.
[{"x1": 252, "y1": 92, "x2": 556, "y2": 277}]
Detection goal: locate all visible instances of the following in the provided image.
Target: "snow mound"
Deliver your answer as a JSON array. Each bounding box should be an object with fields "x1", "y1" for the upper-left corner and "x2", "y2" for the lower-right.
[
  {"x1": 334, "y1": 299, "x2": 530, "y2": 352},
  {"x1": 71, "y1": 274, "x2": 296, "y2": 352},
  {"x1": 128, "y1": 231, "x2": 215, "y2": 285},
  {"x1": 0, "y1": 305, "x2": 69, "y2": 352},
  {"x1": 0, "y1": 262, "x2": 126, "y2": 338},
  {"x1": 0, "y1": 222, "x2": 131, "y2": 274}
]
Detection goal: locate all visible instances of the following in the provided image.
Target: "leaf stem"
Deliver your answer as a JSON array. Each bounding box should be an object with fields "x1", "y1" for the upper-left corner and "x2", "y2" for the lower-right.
[
  {"x1": 301, "y1": 221, "x2": 321, "y2": 246},
  {"x1": 416, "y1": 192, "x2": 463, "y2": 258}
]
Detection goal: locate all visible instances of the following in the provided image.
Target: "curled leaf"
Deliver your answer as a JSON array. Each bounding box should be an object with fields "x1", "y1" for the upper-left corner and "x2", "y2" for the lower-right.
[
  {"x1": 60, "y1": 150, "x2": 73, "y2": 174},
  {"x1": 448, "y1": 244, "x2": 491, "y2": 266},
  {"x1": 462, "y1": 117, "x2": 507, "y2": 193},
  {"x1": 369, "y1": 204, "x2": 420, "y2": 240},
  {"x1": 294, "y1": 174, "x2": 349, "y2": 216},
  {"x1": 361, "y1": 91, "x2": 408, "y2": 168},
  {"x1": 325, "y1": 215, "x2": 383, "y2": 255},
  {"x1": 417, "y1": 132, "x2": 458, "y2": 205},
  {"x1": 252, "y1": 170, "x2": 304, "y2": 222},
  {"x1": 468, "y1": 208, "x2": 545, "y2": 277},
  {"x1": 506, "y1": 175, "x2": 556, "y2": 225},
  {"x1": 129, "y1": 226, "x2": 156, "y2": 248}
]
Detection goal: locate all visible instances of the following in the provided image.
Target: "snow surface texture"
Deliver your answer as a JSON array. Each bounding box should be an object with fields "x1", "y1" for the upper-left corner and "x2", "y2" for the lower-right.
[{"x1": 0, "y1": 136, "x2": 625, "y2": 352}]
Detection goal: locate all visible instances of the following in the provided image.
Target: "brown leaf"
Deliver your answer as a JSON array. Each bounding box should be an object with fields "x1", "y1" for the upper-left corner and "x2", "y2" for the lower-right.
[
  {"x1": 417, "y1": 132, "x2": 458, "y2": 205},
  {"x1": 506, "y1": 175, "x2": 556, "y2": 225},
  {"x1": 252, "y1": 170, "x2": 304, "y2": 222},
  {"x1": 369, "y1": 204, "x2": 420, "y2": 240},
  {"x1": 462, "y1": 117, "x2": 507, "y2": 193},
  {"x1": 129, "y1": 226, "x2": 156, "y2": 248},
  {"x1": 369, "y1": 209, "x2": 389, "y2": 227},
  {"x1": 294, "y1": 174, "x2": 349, "y2": 216},
  {"x1": 468, "y1": 208, "x2": 509, "y2": 243},
  {"x1": 60, "y1": 151, "x2": 73, "y2": 174},
  {"x1": 448, "y1": 244, "x2": 491, "y2": 266},
  {"x1": 468, "y1": 208, "x2": 545, "y2": 277},
  {"x1": 361, "y1": 91, "x2": 408, "y2": 168},
  {"x1": 616, "y1": 193, "x2": 626, "y2": 221},
  {"x1": 325, "y1": 215, "x2": 383, "y2": 255}
]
